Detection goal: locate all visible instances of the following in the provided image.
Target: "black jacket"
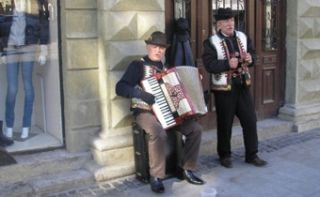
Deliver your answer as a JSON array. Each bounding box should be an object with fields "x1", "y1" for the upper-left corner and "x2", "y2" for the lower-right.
[
  {"x1": 116, "y1": 56, "x2": 164, "y2": 99},
  {"x1": 0, "y1": 0, "x2": 49, "y2": 53},
  {"x1": 167, "y1": 17, "x2": 195, "y2": 67},
  {"x1": 115, "y1": 56, "x2": 164, "y2": 115},
  {"x1": 202, "y1": 31, "x2": 256, "y2": 74}
]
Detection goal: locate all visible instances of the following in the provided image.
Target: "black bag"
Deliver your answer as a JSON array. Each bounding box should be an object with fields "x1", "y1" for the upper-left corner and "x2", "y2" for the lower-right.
[{"x1": 0, "y1": 120, "x2": 17, "y2": 166}]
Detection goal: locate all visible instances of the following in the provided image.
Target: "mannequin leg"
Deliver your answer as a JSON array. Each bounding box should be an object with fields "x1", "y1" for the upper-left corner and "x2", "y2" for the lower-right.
[
  {"x1": 21, "y1": 61, "x2": 35, "y2": 138},
  {"x1": 5, "y1": 60, "x2": 19, "y2": 133}
]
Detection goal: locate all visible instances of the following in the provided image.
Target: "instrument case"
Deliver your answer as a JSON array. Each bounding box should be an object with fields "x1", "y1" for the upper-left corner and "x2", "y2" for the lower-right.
[{"x1": 132, "y1": 122, "x2": 183, "y2": 183}]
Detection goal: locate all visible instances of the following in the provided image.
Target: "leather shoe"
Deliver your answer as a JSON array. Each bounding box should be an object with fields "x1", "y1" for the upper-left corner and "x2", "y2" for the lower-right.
[
  {"x1": 245, "y1": 156, "x2": 267, "y2": 167},
  {"x1": 150, "y1": 177, "x2": 165, "y2": 193},
  {"x1": 183, "y1": 170, "x2": 205, "y2": 185},
  {"x1": 0, "y1": 135, "x2": 14, "y2": 147},
  {"x1": 220, "y1": 157, "x2": 233, "y2": 168}
]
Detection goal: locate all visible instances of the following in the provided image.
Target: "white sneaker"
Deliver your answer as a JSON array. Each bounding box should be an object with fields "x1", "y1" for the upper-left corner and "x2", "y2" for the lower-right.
[
  {"x1": 5, "y1": 127, "x2": 13, "y2": 138},
  {"x1": 21, "y1": 127, "x2": 29, "y2": 139}
]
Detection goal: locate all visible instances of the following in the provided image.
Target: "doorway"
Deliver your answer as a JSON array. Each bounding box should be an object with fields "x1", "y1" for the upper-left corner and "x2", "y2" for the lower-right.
[
  {"x1": 165, "y1": 0, "x2": 286, "y2": 130},
  {"x1": 0, "y1": 0, "x2": 63, "y2": 152}
]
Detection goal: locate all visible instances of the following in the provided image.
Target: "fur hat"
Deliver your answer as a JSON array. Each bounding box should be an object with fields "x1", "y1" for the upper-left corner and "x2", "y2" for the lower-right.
[
  {"x1": 214, "y1": 8, "x2": 235, "y2": 21},
  {"x1": 145, "y1": 31, "x2": 170, "y2": 48}
]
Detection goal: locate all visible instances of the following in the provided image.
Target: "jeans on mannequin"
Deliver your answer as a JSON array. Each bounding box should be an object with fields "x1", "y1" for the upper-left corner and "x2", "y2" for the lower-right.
[{"x1": 5, "y1": 48, "x2": 35, "y2": 129}]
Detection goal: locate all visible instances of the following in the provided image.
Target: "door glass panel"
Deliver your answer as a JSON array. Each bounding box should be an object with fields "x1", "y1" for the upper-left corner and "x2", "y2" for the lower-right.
[
  {"x1": 263, "y1": 0, "x2": 278, "y2": 51},
  {"x1": 212, "y1": 0, "x2": 246, "y2": 34},
  {"x1": 172, "y1": 0, "x2": 194, "y2": 59},
  {"x1": 173, "y1": 0, "x2": 192, "y2": 24},
  {"x1": 0, "y1": 0, "x2": 62, "y2": 152},
  {"x1": 174, "y1": 0, "x2": 187, "y2": 19}
]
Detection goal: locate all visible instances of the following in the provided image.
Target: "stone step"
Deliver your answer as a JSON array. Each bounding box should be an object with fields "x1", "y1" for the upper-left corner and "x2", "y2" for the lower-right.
[
  {"x1": 86, "y1": 160, "x2": 135, "y2": 182},
  {"x1": 0, "y1": 169, "x2": 94, "y2": 197},
  {"x1": 0, "y1": 149, "x2": 91, "y2": 184},
  {"x1": 0, "y1": 117, "x2": 294, "y2": 196},
  {"x1": 30, "y1": 169, "x2": 94, "y2": 195}
]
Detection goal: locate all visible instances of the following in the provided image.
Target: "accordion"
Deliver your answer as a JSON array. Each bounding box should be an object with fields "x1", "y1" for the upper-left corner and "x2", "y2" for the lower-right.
[{"x1": 141, "y1": 66, "x2": 207, "y2": 129}]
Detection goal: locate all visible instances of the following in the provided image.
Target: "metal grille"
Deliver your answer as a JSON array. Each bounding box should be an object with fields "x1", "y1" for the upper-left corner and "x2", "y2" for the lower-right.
[
  {"x1": 174, "y1": 0, "x2": 191, "y2": 19},
  {"x1": 212, "y1": 0, "x2": 246, "y2": 33}
]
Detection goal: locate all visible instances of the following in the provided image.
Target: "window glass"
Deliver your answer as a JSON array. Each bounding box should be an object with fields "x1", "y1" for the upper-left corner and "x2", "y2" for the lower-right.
[
  {"x1": 0, "y1": 0, "x2": 62, "y2": 151},
  {"x1": 263, "y1": 0, "x2": 278, "y2": 51}
]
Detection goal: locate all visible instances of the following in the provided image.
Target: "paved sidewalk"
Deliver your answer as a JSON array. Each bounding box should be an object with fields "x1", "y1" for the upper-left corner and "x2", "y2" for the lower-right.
[{"x1": 48, "y1": 129, "x2": 320, "y2": 197}]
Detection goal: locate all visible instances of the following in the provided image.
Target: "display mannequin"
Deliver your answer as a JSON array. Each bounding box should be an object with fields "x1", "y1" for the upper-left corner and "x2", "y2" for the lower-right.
[{"x1": 0, "y1": 0, "x2": 49, "y2": 139}]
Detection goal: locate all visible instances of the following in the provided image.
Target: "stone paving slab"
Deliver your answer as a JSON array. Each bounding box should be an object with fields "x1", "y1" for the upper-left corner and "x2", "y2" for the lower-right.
[
  {"x1": 0, "y1": 182, "x2": 33, "y2": 197},
  {"x1": 45, "y1": 128, "x2": 320, "y2": 197}
]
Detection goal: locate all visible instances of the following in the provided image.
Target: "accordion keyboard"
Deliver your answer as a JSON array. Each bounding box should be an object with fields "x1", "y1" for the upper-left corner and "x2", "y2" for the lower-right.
[{"x1": 142, "y1": 77, "x2": 176, "y2": 129}]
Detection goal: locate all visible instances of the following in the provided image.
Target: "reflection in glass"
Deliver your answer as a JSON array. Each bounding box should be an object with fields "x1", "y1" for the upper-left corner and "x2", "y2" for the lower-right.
[{"x1": 264, "y1": 0, "x2": 278, "y2": 51}]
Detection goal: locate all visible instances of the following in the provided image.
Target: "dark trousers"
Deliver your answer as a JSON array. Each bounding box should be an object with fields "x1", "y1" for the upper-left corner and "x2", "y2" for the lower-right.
[
  {"x1": 135, "y1": 112, "x2": 202, "y2": 178},
  {"x1": 214, "y1": 85, "x2": 258, "y2": 160}
]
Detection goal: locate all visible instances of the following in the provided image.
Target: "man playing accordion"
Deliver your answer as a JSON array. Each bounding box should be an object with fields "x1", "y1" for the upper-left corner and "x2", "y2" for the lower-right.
[{"x1": 116, "y1": 31, "x2": 204, "y2": 194}]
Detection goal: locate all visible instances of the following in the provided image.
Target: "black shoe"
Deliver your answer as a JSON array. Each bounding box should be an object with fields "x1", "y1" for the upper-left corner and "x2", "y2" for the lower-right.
[
  {"x1": 0, "y1": 135, "x2": 14, "y2": 147},
  {"x1": 220, "y1": 157, "x2": 233, "y2": 168},
  {"x1": 245, "y1": 156, "x2": 267, "y2": 167},
  {"x1": 183, "y1": 170, "x2": 205, "y2": 185},
  {"x1": 150, "y1": 177, "x2": 165, "y2": 193}
]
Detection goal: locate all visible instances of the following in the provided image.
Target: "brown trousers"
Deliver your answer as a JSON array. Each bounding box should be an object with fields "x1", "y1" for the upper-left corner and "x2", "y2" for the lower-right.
[{"x1": 135, "y1": 112, "x2": 202, "y2": 178}]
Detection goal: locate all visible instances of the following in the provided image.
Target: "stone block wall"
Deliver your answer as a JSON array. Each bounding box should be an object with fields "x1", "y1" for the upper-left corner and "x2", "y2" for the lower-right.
[
  {"x1": 279, "y1": 0, "x2": 320, "y2": 132},
  {"x1": 90, "y1": 0, "x2": 165, "y2": 181},
  {"x1": 61, "y1": 0, "x2": 101, "y2": 152}
]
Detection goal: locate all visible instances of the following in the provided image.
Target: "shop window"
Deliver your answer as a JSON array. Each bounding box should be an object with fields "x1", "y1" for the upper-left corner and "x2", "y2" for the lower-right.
[{"x1": 0, "y1": 0, "x2": 62, "y2": 152}]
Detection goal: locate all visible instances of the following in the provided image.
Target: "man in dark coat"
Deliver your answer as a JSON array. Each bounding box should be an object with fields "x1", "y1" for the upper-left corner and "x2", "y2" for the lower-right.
[{"x1": 202, "y1": 8, "x2": 267, "y2": 168}]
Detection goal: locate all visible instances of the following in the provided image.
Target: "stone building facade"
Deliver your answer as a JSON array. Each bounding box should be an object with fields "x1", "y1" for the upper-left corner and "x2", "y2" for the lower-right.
[
  {"x1": 57, "y1": 0, "x2": 320, "y2": 181},
  {"x1": 60, "y1": 0, "x2": 165, "y2": 180}
]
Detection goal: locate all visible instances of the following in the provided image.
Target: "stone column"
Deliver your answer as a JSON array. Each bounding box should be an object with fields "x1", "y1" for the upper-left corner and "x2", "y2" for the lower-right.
[
  {"x1": 61, "y1": 1, "x2": 101, "y2": 152},
  {"x1": 89, "y1": 0, "x2": 165, "y2": 181},
  {"x1": 279, "y1": 0, "x2": 320, "y2": 132}
]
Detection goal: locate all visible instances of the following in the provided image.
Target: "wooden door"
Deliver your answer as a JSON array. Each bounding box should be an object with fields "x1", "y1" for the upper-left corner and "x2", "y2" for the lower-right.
[
  {"x1": 165, "y1": 0, "x2": 286, "y2": 129},
  {"x1": 165, "y1": 0, "x2": 213, "y2": 130},
  {"x1": 253, "y1": 0, "x2": 286, "y2": 119}
]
